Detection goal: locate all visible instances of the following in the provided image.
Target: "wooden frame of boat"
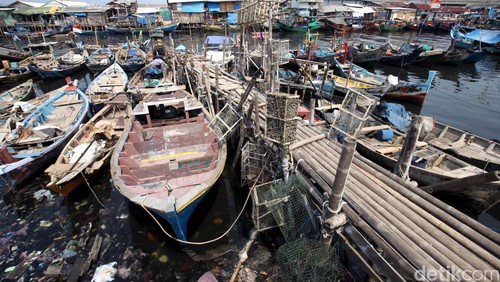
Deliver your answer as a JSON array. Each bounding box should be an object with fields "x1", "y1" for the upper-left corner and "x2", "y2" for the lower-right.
[
  {"x1": 46, "y1": 95, "x2": 132, "y2": 196},
  {"x1": 421, "y1": 121, "x2": 500, "y2": 172},
  {"x1": 116, "y1": 42, "x2": 147, "y2": 72},
  {"x1": 86, "y1": 62, "x2": 128, "y2": 113},
  {"x1": 0, "y1": 83, "x2": 90, "y2": 188},
  {"x1": 127, "y1": 58, "x2": 172, "y2": 97},
  {"x1": 0, "y1": 79, "x2": 35, "y2": 112},
  {"x1": 111, "y1": 87, "x2": 227, "y2": 241}
]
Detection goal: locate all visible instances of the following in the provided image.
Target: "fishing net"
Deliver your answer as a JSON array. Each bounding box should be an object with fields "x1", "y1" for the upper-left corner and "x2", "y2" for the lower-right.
[
  {"x1": 260, "y1": 175, "x2": 343, "y2": 281},
  {"x1": 261, "y1": 175, "x2": 319, "y2": 242},
  {"x1": 277, "y1": 238, "x2": 343, "y2": 282}
]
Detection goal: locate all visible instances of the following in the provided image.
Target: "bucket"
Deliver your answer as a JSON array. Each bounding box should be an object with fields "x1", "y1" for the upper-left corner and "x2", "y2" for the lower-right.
[
  {"x1": 376, "y1": 129, "x2": 393, "y2": 141},
  {"x1": 2, "y1": 60, "x2": 10, "y2": 70}
]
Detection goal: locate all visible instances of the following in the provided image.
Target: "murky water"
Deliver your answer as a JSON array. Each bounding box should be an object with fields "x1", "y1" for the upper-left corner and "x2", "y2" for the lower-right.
[{"x1": 0, "y1": 28, "x2": 498, "y2": 280}]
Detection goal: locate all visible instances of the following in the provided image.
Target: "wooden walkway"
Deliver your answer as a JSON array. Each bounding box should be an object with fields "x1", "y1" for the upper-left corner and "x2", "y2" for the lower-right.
[{"x1": 190, "y1": 61, "x2": 500, "y2": 281}]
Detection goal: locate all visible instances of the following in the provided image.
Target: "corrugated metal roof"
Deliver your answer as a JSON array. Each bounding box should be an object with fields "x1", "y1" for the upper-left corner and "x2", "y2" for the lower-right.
[
  {"x1": 319, "y1": 4, "x2": 351, "y2": 13},
  {"x1": 12, "y1": 6, "x2": 59, "y2": 14},
  {"x1": 58, "y1": 6, "x2": 111, "y2": 13}
]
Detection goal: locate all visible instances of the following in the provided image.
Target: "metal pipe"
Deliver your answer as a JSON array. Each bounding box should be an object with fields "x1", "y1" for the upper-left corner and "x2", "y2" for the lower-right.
[{"x1": 422, "y1": 171, "x2": 500, "y2": 193}]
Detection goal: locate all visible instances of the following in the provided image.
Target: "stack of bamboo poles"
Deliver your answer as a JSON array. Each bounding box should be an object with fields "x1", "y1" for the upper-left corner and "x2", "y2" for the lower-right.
[
  {"x1": 187, "y1": 62, "x2": 500, "y2": 279},
  {"x1": 294, "y1": 124, "x2": 500, "y2": 280}
]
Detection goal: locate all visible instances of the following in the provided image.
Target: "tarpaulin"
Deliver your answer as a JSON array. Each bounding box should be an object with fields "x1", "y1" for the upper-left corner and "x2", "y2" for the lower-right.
[
  {"x1": 208, "y1": 3, "x2": 220, "y2": 12},
  {"x1": 226, "y1": 13, "x2": 237, "y2": 24},
  {"x1": 181, "y1": 2, "x2": 205, "y2": 13}
]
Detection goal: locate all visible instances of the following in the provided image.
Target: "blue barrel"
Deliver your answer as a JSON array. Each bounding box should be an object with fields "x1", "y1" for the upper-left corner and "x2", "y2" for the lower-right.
[{"x1": 376, "y1": 129, "x2": 393, "y2": 141}]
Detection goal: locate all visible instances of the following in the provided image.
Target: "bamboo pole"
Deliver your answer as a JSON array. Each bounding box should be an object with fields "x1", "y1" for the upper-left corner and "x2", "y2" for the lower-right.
[{"x1": 393, "y1": 116, "x2": 423, "y2": 180}]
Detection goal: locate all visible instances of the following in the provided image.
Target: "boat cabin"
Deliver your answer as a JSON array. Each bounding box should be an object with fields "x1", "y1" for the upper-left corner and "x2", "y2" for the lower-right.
[{"x1": 132, "y1": 87, "x2": 204, "y2": 127}]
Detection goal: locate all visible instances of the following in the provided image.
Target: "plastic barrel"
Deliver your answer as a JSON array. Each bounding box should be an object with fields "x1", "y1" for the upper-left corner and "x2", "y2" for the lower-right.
[{"x1": 376, "y1": 129, "x2": 393, "y2": 141}]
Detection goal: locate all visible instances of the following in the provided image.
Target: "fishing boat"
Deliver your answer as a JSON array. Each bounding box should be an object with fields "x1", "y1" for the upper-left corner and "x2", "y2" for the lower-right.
[
  {"x1": 59, "y1": 49, "x2": 89, "y2": 65},
  {"x1": 277, "y1": 14, "x2": 321, "y2": 32},
  {"x1": 437, "y1": 48, "x2": 470, "y2": 66},
  {"x1": 115, "y1": 42, "x2": 147, "y2": 72},
  {"x1": 330, "y1": 92, "x2": 500, "y2": 213},
  {"x1": 106, "y1": 22, "x2": 180, "y2": 34},
  {"x1": 347, "y1": 44, "x2": 386, "y2": 68},
  {"x1": 204, "y1": 36, "x2": 234, "y2": 65},
  {"x1": 379, "y1": 71, "x2": 436, "y2": 106},
  {"x1": 28, "y1": 58, "x2": 85, "y2": 79},
  {"x1": 379, "y1": 19, "x2": 407, "y2": 32},
  {"x1": 85, "y1": 47, "x2": 115, "y2": 73},
  {"x1": 331, "y1": 57, "x2": 387, "y2": 86},
  {"x1": 0, "y1": 80, "x2": 89, "y2": 188},
  {"x1": 45, "y1": 95, "x2": 132, "y2": 196},
  {"x1": 420, "y1": 122, "x2": 500, "y2": 172},
  {"x1": 411, "y1": 49, "x2": 447, "y2": 68},
  {"x1": 0, "y1": 63, "x2": 32, "y2": 85},
  {"x1": 127, "y1": 58, "x2": 170, "y2": 98},
  {"x1": 111, "y1": 85, "x2": 227, "y2": 241},
  {"x1": 0, "y1": 79, "x2": 35, "y2": 112},
  {"x1": 0, "y1": 46, "x2": 29, "y2": 61},
  {"x1": 86, "y1": 62, "x2": 128, "y2": 113},
  {"x1": 450, "y1": 25, "x2": 500, "y2": 52},
  {"x1": 463, "y1": 48, "x2": 486, "y2": 64},
  {"x1": 379, "y1": 43, "x2": 424, "y2": 67}
]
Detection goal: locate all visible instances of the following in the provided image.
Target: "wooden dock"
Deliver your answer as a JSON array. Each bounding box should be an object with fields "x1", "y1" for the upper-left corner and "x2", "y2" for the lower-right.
[{"x1": 187, "y1": 61, "x2": 500, "y2": 280}]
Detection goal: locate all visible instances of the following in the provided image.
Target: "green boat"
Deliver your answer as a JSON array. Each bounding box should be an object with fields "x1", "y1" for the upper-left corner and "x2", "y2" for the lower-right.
[{"x1": 277, "y1": 17, "x2": 322, "y2": 32}]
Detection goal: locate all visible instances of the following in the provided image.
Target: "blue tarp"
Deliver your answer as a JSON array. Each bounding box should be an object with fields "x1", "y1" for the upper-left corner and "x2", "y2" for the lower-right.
[
  {"x1": 182, "y1": 2, "x2": 205, "y2": 13},
  {"x1": 64, "y1": 12, "x2": 87, "y2": 17},
  {"x1": 227, "y1": 13, "x2": 237, "y2": 24},
  {"x1": 460, "y1": 29, "x2": 500, "y2": 45},
  {"x1": 205, "y1": 36, "x2": 231, "y2": 45},
  {"x1": 136, "y1": 15, "x2": 155, "y2": 25},
  {"x1": 234, "y1": 3, "x2": 240, "y2": 10},
  {"x1": 207, "y1": 2, "x2": 220, "y2": 12},
  {"x1": 373, "y1": 101, "x2": 411, "y2": 132}
]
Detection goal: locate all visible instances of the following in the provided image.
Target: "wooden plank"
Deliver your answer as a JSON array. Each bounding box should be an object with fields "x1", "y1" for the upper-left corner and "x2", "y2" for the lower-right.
[{"x1": 359, "y1": 125, "x2": 391, "y2": 134}]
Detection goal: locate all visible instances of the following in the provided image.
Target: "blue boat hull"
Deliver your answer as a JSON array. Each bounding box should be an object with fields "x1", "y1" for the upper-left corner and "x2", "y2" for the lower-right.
[
  {"x1": 0, "y1": 88, "x2": 89, "y2": 189},
  {"x1": 118, "y1": 62, "x2": 145, "y2": 72},
  {"x1": 379, "y1": 49, "x2": 423, "y2": 67},
  {"x1": 153, "y1": 189, "x2": 211, "y2": 241},
  {"x1": 29, "y1": 63, "x2": 85, "y2": 79}
]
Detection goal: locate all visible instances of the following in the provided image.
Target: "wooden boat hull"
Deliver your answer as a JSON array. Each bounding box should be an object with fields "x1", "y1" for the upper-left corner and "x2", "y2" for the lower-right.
[
  {"x1": 438, "y1": 49, "x2": 469, "y2": 66},
  {"x1": 0, "y1": 69, "x2": 33, "y2": 85},
  {"x1": 111, "y1": 89, "x2": 227, "y2": 241},
  {"x1": 463, "y1": 49, "x2": 486, "y2": 64},
  {"x1": 0, "y1": 87, "x2": 89, "y2": 188},
  {"x1": 351, "y1": 48, "x2": 385, "y2": 68},
  {"x1": 277, "y1": 20, "x2": 321, "y2": 32},
  {"x1": 382, "y1": 70, "x2": 437, "y2": 106},
  {"x1": 421, "y1": 122, "x2": 500, "y2": 172},
  {"x1": 46, "y1": 99, "x2": 132, "y2": 196},
  {"x1": 86, "y1": 62, "x2": 128, "y2": 112},
  {"x1": 353, "y1": 136, "x2": 500, "y2": 213},
  {"x1": 106, "y1": 22, "x2": 179, "y2": 34},
  {"x1": 0, "y1": 46, "x2": 29, "y2": 61},
  {"x1": 28, "y1": 63, "x2": 85, "y2": 78},
  {"x1": 412, "y1": 50, "x2": 447, "y2": 68},
  {"x1": 0, "y1": 79, "x2": 35, "y2": 111},
  {"x1": 379, "y1": 49, "x2": 423, "y2": 67}
]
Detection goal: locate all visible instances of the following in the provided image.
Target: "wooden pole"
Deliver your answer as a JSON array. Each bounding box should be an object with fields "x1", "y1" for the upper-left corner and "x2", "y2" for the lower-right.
[
  {"x1": 327, "y1": 137, "x2": 356, "y2": 213},
  {"x1": 202, "y1": 64, "x2": 215, "y2": 117},
  {"x1": 393, "y1": 116, "x2": 423, "y2": 180},
  {"x1": 309, "y1": 98, "x2": 315, "y2": 124},
  {"x1": 421, "y1": 171, "x2": 500, "y2": 194}
]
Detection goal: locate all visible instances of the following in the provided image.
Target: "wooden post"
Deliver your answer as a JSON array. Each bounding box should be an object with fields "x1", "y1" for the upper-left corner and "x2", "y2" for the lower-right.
[
  {"x1": 393, "y1": 116, "x2": 423, "y2": 180},
  {"x1": 202, "y1": 64, "x2": 215, "y2": 117},
  {"x1": 254, "y1": 91, "x2": 260, "y2": 134},
  {"x1": 213, "y1": 65, "x2": 219, "y2": 114},
  {"x1": 309, "y1": 98, "x2": 315, "y2": 124},
  {"x1": 328, "y1": 137, "x2": 356, "y2": 214}
]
